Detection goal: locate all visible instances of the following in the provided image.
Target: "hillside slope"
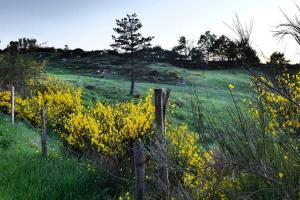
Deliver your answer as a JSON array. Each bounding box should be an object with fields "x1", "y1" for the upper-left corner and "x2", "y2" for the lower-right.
[{"x1": 45, "y1": 55, "x2": 252, "y2": 127}]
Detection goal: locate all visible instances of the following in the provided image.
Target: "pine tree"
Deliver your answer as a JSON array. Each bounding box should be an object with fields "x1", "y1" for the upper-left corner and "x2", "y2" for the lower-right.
[{"x1": 111, "y1": 13, "x2": 154, "y2": 96}]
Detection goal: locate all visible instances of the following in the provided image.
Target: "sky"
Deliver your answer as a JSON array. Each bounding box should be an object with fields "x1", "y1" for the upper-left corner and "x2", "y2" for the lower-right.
[{"x1": 0, "y1": 0, "x2": 299, "y2": 63}]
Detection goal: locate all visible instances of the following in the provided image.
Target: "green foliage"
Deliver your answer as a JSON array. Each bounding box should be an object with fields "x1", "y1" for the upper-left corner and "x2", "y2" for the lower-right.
[
  {"x1": 172, "y1": 36, "x2": 191, "y2": 60},
  {"x1": 0, "y1": 54, "x2": 46, "y2": 95},
  {"x1": 268, "y1": 52, "x2": 290, "y2": 66},
  {"x1": 0, "y1": 129, "x2": 14, "y2": 149},
  {"x1": 191, "y1": 73, "x2": 300, "y2": 199},
  {"x1": 198, "y1": 31, "x2": 217, "y2": 62},
  {"x1": 6, "y1": 38, "x2": 38, "y2": 53}
]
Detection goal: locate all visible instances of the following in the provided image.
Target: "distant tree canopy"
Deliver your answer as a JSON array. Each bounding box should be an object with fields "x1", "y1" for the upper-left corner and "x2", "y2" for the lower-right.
[
  {"x1": 0, "y1": 53, "x2": 46, "y2": 95},
  {"x1": 136, "y1": 45, "x2": 177, "y2": 62},
  {"x1": 168, "y1": 31, "x2": 259, "y2": 65},
  {"x1": 237, "y1": 44, "x2": 260, "y2": 64},
  {"x1": 213, "y1": 35, "x2": 233, "y2": 60},
  {"x1": 198, "y1": 31, "x2": 217, "y2": 62},
  {"x1": 5, "y1": 38, "x2": 39, "y2": 53},
  {"x1": 172, "y1": 36, "x2": 192, "y2": 60},
  {"x1": 268, "y1": 52, "x2": 290, "y2": 66},
  {"x1": 224, "y1": 40, "x2": 239, "y2": 61},
  {"x1": 189, "y1": 47, "x2": 205, "y2": 63}
]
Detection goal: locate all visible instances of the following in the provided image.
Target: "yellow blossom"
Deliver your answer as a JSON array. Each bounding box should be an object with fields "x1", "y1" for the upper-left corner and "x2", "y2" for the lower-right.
[
  {"x1": 278, "y1": 172, "x2": 284, "y2": 179},
  {"x1": 251, "y1": 71, "x2": 300, "y2": 136},
  {"x1": 228, "y1": 83, "x2": 235, "y2": 90}
]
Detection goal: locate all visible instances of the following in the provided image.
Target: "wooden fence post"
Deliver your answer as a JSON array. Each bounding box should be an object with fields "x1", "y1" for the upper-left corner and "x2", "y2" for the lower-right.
[
  {"x1": 11, "y1": 86, "x2": 14, "y2": 125},
  {"x1": 41, "y1": 108, "x2": 47, "y2": 157},
  {"x1": 154, "y1": 88, "x2": 170, "y2": 199},
  {"x1": 133, "y1": 139, "x2": 145, "y2": 200}
]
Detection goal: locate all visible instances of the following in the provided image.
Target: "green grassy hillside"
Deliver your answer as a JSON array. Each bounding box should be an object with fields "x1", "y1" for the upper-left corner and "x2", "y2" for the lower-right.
[{"x1": 46, "y1": 55, "x2": 252, "y2": 127}]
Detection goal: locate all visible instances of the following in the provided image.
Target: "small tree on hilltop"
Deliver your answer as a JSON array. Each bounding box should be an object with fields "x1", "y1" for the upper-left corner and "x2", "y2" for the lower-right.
[
  {"x1": 268, "y1": 52, "x2": 290, "y2": 66},
  {"x1": 111, "y1": 13, "x2": 154, "y2": 96},
  {"x1": 172, "y1": 36, "x2": 191, "y2": 60}
]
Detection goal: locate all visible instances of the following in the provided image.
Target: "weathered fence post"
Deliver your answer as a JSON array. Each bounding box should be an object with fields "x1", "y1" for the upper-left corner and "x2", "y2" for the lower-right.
[
  {"x1": 41, "y1": 108, "x2": 47, "y2": 157},
  {"x1": 11, "y1": 86, "x2": 15, "y2": 125},
  {"x1": 154, "y1": 88, "x2": 170, "y2": 199},
  {"x1": 133, "y1": 139, "x2": 145, "y2": 200}
]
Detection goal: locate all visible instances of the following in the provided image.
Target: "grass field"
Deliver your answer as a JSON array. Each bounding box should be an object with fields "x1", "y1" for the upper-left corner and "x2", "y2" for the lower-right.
[
  {"x1": 1, "y1": 55, "x2": 254, "y2": 199},
  {"x1": 0, "y1": 114, "x2": 128, "y2": 200},
  {"x1": 46, "y1": 56, "x2": 252, "y2": 127}
]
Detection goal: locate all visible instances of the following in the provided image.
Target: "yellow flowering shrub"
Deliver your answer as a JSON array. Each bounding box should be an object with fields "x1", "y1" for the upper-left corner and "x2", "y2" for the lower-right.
[
  {"x1": 0, "y1": 77, "x2": 154, "y2": 157},
  {"x1": 0, "y1": 77, "x2": 83, "y2": 130},
  {"x1": 27, "y1": 76, "x2": 78, "y2": 95},
  {"x1": 166, "y1": 124, "x2": 231, "y2": 199},
  {"x1": 63, "y1": 112, "x2": 98, "y2": 150},
  {"x1": 63, "y1": 91, "x2": 155, "y2": 156},
  {"x1": 118, "y1": 192, "x2": 131, "y2": 200},
  {"x1": 0, "y1": 90, "x2": 23, "y2": 114},
  {"x1": 252, "y1": 71, "x2": 300, "y2": 135},
  {"x1": 19, "y1": 77, "x2": 83, "y2": 129},
  {"x1": 0, "y1": 91, "x2": 13, "y2": 113}
]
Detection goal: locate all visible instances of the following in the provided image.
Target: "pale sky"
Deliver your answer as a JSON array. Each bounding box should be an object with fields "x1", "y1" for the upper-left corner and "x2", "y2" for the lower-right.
[{"x1": 0, "y1": 0, "x2": 299, "y2": 63}]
